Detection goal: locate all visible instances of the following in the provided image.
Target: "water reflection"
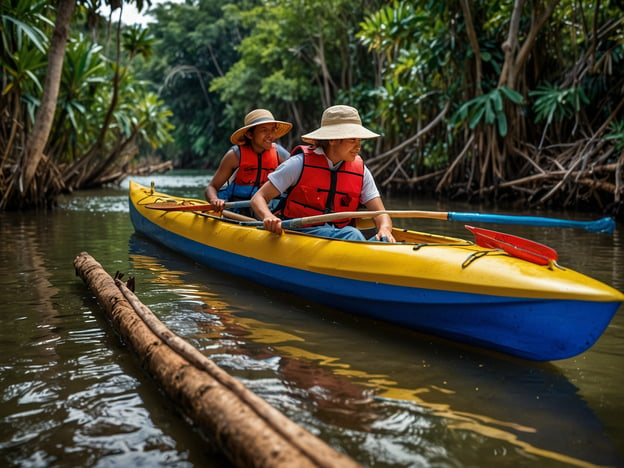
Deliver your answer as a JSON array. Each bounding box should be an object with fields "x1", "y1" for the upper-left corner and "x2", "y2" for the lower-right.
[
  {"x1": 128, "y1": 233, "x2": 622, "y2": 467},
  {"x1": 0, "y1": 210, "x2": 218, "y2": 468}
]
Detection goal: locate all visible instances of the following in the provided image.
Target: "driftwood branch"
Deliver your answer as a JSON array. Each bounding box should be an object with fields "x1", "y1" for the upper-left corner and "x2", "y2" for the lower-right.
[
  {"x1": 481, "y1": 163, "x2": 622, "y2": 195},
  {"x1": 73, "y1": 252, "x2": 361, "y2": 468}
]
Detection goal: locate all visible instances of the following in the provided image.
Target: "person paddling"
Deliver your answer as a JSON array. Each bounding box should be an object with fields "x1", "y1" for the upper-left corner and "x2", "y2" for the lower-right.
[
  {"x1": 251, "y1": 105, "x2": 395, "y2": 242},
  {"x1": 205, "y1": 109, "x2": 292, "y2": 212}
]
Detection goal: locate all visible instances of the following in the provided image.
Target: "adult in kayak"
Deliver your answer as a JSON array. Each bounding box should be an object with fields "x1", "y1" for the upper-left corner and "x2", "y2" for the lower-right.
[
  {"x1": 251, "y1": 105, "x2": 395, "y2": 242},
  {"x1": 205, "y1": 109, "x2": 292, "y2": 212}
]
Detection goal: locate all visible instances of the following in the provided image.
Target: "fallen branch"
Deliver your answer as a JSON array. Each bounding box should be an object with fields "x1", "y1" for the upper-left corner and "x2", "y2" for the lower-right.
[
  {"x1": 73, "y1": 252, "x2": 360, "y2": 468},
  {"x1": 481, "y1": 165, "x2": 622, "y2": 195}
]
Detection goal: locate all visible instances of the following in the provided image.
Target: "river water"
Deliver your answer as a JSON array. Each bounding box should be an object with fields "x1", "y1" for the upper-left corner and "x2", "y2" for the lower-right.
[{"x1": 1, "y1": 171, "x2": 623, "y2": 467}]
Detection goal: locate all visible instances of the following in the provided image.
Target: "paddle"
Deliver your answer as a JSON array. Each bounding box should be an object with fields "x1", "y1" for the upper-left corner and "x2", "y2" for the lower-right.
[
  {"x1": 241, "y1": 209, "x2": 615, "y2": 234},
  {"x1": 145, "y1": 200, "x2": 251, "y2": 212},
  {"x1": 447, "y1": 211, "x2": 615, "y2": 234},
  {"x1": 464, "y1": 225, "x2": 558, "y2": 265}
]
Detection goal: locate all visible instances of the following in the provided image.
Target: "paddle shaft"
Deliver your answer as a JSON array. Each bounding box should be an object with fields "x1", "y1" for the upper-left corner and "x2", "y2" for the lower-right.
[
  {"x1": 241, "y1": 210, "x2": 445, "y2": 228},
  {"x1": 243, "y1": 210, "x2": 614, "y2": 233},
  {"x1": 145, "y1": 200, "x2": 251, "y2": 211},
  {"x1": 282, "y1": 210, "x2": 446, "y2": 228}
]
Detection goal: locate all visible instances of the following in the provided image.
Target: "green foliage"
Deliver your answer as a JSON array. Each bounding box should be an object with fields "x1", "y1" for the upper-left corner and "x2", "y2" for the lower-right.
[
  {"x1": 358, "y1": 1, "x2": 458, "y2": 142},
  {"x1": 0, "y1": 0, "x2": 174, "y2": 178},
  {"x1": 0, "y1": 0, "x2": 50, "y2": 98},
  {"x1": 604, "y1": 120, "x2": 624, "y2": 153},
  {"x1": 451, "y1": 87, "x2": 524, "y2": 137},
  {"x1": 0, "y1": 0, "x2": 52, "y2": 54},
  {"x1": 210, "y1": 0, "x2": 384, "y2": 148},
  {"x1": 0, "y1": 0, "x2": 619, "y2": 212},
  {"x1": 140, "y1": 0, "x2": 250, "y2": 166},
  {"x1": 117, "y1": 83, "x2": 175, "y2": 148},
  {"x1": 122, "y1": 24, "x2": 156, "y2": 61},
  {"x1": 529, "y1": 84, "x2": 590, "y2": 125},
  {"x1": 355, "y1": 0, "x2": 622, "y2": 179},
  {"x1": 122, "y1": 0, "x2": 623, "y2": 209},
  {"x1": 358, "y1": 1, "x2": 424, "y2": 54},
  {"x1": 2, "y1": 41, "x2": 46, "y2": 98},
  {"x1": 50, "y1": 35, "x2": 107, "y2": 161}
]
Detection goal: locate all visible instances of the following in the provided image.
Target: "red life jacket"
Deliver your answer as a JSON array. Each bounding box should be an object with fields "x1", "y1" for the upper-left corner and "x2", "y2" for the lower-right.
[
  {"x1": 234, "y1": 144, "x2": 280, "y2": 189},
  {"x1": 282, "y1": 146, "x2": 364, "y2": 228}
]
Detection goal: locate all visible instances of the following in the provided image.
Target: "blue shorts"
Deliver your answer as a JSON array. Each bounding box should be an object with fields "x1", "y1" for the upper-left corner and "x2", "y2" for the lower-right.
[{"x1": 293, "y1": 224, "x2": 366, "y2": 241}]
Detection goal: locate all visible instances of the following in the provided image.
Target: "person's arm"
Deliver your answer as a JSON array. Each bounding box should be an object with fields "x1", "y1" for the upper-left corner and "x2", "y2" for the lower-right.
[
  {"x1": 364, "y1": 197, "x2": 395, "y2": 242},
  {"x1": 275, "y1": 143, "x2": 290, "y2": 162},
  {"x1": 205, "y1": 149, "x2": 239, "y2": 211},
  {"x1": 250, "y1": 182, "x2": 284, "y2": 234},
  {"x1": 251, "y1": 154, "x2": 302, "y2": 234}
]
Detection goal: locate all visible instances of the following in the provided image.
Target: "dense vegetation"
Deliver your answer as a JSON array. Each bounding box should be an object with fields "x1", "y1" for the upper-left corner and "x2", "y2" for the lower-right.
[{"x1": 1, "y1": 0, "x2": 623, "y2": 215}]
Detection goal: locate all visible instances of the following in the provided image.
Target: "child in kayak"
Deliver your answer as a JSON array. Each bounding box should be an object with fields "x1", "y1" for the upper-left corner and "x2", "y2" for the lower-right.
[{"x1": 205, "y1": 109, "x2": 292, "y2": 213}]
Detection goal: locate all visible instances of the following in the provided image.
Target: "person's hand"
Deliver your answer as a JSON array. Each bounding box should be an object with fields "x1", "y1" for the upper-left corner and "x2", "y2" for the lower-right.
[
  {"x1": 375, "y1": 226, "x2": 395, "y2": 243},
  {"x1": 209, "y1": 198, "x2": 225, "y2": 212},
  {"x1": 262, "y1": 215, "x2": 283, "y2": 235}
]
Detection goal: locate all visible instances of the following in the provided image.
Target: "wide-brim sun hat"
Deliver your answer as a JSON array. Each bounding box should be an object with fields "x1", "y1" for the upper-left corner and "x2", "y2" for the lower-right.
[
  {"x1": 301, "y1": 105, "x2": 380, "y2": 143},
  {"x1": 230, "y1": 109, "x2": 293, "y2": 145}
]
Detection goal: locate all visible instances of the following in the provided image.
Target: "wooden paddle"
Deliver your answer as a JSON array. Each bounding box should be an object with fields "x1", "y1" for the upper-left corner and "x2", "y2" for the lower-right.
[
  {"x1": 144, "y1": 200, "x2": 251, "y2": 211},
  {"x1": 464, "y1": 225, "x2": 558, "y2": 265},
  {"x1": 241, "y1": 209, "x2": 615, "y2": 234}
]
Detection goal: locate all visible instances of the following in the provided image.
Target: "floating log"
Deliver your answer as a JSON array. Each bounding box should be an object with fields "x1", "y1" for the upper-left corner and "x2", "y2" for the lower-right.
[{"x1": 73, "y1": 252, "x2": 360, "y2": 468}]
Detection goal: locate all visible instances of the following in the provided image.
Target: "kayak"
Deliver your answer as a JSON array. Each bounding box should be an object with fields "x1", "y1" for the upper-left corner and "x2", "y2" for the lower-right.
[{"x1": 128, "y1": 181, "x2": 623, "y2": 361}]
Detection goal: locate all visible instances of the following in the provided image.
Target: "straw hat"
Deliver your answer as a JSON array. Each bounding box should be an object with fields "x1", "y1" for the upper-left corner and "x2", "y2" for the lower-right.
[
  {"x1": 230, "y1": 109, "x2": 293, "y2": 145},
  {"x1": 301, "y1": 105, "x2": 380, "y2": 143}
]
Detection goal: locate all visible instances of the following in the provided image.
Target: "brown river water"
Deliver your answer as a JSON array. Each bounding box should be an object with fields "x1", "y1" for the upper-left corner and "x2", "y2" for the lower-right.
[{"x1": 1, "y1": 171, "x2": 623, "y2": 467}]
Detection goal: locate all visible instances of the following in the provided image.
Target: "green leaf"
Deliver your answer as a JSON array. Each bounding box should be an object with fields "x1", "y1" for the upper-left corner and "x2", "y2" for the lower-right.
[
  {"x1": 500, "y1": 86, "x2": 524, "y2": 104},
  {"x1": 496, "y1": 111, "x2": 508, "y2": 136},
  {"x1": 484, "y1": 99, "x2": 495, "y2": 124},
  {"x1": 469, "y1": 106, "x2": 485, "y2": 129},
  {"x1": 492, "y1": 90, "x2": 503, "y2": 112}
]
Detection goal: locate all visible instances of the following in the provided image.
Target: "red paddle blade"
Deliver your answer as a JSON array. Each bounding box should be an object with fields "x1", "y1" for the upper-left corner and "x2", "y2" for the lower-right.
[{"x1": 465, "y1": 225, "x2": 558, "y2": 265}]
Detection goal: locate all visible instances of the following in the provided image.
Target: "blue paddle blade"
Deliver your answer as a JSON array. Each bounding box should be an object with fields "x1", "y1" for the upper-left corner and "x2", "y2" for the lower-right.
[
  {"x1": 590, "y1": 217, "x2": 617, "y2": 234},
  {"x1": 447, "y1": 212, "x2": 616, "y2": 234}
]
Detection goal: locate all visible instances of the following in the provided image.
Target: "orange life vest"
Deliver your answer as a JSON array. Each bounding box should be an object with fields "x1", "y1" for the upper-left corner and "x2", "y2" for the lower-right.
[
  {"x1": 234, "y1": 144, "x2": 279, "y2": 188},
  {"x1": 282, "y1": 146, "x2": 364, "y2": 228},
  {"x1": 219, "y1": 144, "x2": 280, "y2": 201}
]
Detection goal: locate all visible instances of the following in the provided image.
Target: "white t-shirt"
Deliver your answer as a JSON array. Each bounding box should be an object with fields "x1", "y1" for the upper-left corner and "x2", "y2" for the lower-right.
[{"x1": 268, "y1": 146, "x2": 380, "y2": 204}]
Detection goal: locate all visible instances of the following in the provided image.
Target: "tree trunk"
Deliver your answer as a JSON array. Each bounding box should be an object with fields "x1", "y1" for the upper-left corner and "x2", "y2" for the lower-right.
[
  {"x1": 459, "y1": 0, "x2": 483, "y2": 93},
  {"x1": 20, "y1": 0, "x2": 75, "y2": 196}
]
